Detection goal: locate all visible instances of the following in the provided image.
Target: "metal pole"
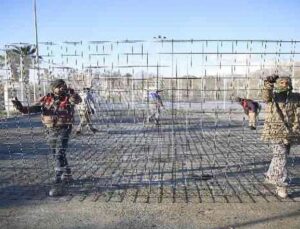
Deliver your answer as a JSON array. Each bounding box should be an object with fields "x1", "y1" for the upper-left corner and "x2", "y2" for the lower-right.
[
  {"x1": 33, "y1": 0, "x2": 40, "y2": 97},
  {"x1": 32, "y1": 65, "x2": 36, "y2": 102}
]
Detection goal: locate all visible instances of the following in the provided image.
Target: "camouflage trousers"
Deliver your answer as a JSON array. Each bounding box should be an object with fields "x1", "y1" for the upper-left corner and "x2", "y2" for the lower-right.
[
  {"x1": 266, "y1": 143, "x2": 290, "y2": 187},
  {"x1": 248, "y1": 111, "x2": 257, "y2": 128},
  {"x1": 76, "y1": 111, "x2": 95, "y2": 132},
  {"x1": 46, "y1": 125, "x2": 72, "y2": 182}
]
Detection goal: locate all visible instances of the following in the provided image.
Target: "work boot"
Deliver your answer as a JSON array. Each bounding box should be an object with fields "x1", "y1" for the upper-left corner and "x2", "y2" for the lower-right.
[
  {"x1": 49, "y1": 182, "x2": 64, "y2": 197},
  {"x1": 276, "y1": 186, "x2": 288, "y2": 198},
  {"x1": 249, "y1": 126, "x2": 256, "y2": 130}
]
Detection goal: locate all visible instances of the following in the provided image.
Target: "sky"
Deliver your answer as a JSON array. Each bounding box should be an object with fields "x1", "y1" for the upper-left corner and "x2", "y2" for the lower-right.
[{"x1": 0, "y1": 0, "x2": 299, "y2": 45}]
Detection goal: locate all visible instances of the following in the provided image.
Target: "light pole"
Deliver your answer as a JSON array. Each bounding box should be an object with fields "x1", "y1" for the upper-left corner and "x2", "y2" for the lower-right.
[{"x1": 33, "y1": 0, "x2": 40, "y2": 98}]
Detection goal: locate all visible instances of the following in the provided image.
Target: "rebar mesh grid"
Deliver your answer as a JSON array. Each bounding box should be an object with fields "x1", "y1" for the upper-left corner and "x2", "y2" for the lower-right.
[{"x1": 0, "y1": 39, "x2": 300, "y2": 203}]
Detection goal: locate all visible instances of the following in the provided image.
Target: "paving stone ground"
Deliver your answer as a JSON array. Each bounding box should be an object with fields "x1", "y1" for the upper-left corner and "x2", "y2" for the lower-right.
[{"x1": 0, "y1": 106, "x2": 300, "y2": 228}]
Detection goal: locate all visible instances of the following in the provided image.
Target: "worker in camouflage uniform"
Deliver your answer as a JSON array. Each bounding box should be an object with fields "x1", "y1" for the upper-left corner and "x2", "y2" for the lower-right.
[
  {"x1": 75, "y1": 87, "x2": 98, "y2": 135},
  {"x1": 12, "y1": 79, "x2": 82, "y2": 197},
  {"x1": 236, "y1": 97, "x2": 261, "y2": 130},
  {"x1": 262, "y1": 74, "x2": 300, "y2": 198},
  {"x1": 147, "y1": 90, "x2": 164, "y2": 126}
]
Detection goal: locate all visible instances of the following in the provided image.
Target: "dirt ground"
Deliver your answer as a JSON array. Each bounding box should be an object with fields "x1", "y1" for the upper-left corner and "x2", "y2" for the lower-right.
[{"x1": 1, "y1": 198, "x2": 300, "y2": 229}]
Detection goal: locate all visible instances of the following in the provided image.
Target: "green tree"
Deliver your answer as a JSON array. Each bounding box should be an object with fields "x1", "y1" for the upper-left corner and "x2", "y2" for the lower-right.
[
  {"x1": 7, "y1": 45, "x2": 37, "y2": 102},
  {"x1": 10, "y1": 45, "x2": 36, "y2": 83}
]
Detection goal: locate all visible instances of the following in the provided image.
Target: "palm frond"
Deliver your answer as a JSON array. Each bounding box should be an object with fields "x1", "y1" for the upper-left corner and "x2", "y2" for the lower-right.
[
  {"x1": 11, "y1": 46, "x2": 21, "y2": 55},
  {"x1": 28, "y1": 47, "x2": 36, "y2": 55}
]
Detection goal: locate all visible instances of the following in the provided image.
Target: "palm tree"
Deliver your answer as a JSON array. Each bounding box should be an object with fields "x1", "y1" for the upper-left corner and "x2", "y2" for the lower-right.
[
  {"x1": 10, "y1": 45, "x2": 36, "y2": 102},
  {"x1": 11, "y1": 45, "x2": 36, "y2": 56},
  {"x1": 11, "y1": 45, "x2": 37, "y2": 81}
]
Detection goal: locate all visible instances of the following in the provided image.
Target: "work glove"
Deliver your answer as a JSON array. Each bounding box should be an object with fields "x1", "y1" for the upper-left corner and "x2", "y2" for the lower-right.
[
  {"x1": 11, "y1": 97, "x2": 23, "y2": 111},
  {"x1": 266, "y1": 74, "x2": 279, "y2": 83}
]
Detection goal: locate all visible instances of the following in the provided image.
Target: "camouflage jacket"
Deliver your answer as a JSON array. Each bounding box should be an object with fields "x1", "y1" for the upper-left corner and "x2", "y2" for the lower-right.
[
  {"x1": 20, "y1": 91, "x2": 82, "y2": 128},
  {"x1": 261, "y1": 81, "x2": 300, "y2": 144}
]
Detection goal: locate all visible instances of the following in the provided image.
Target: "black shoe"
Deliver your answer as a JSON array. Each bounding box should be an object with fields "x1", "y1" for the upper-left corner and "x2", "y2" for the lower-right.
[
  {"x1": 75, "y1": 130, "x2": 81, "y2": 135},
  {"x1": 250, "y1": 126, "x2": 256, "y2": 130},
  {"x1": 90, "y1": 128, "x2": 98, "y2": 134}
]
